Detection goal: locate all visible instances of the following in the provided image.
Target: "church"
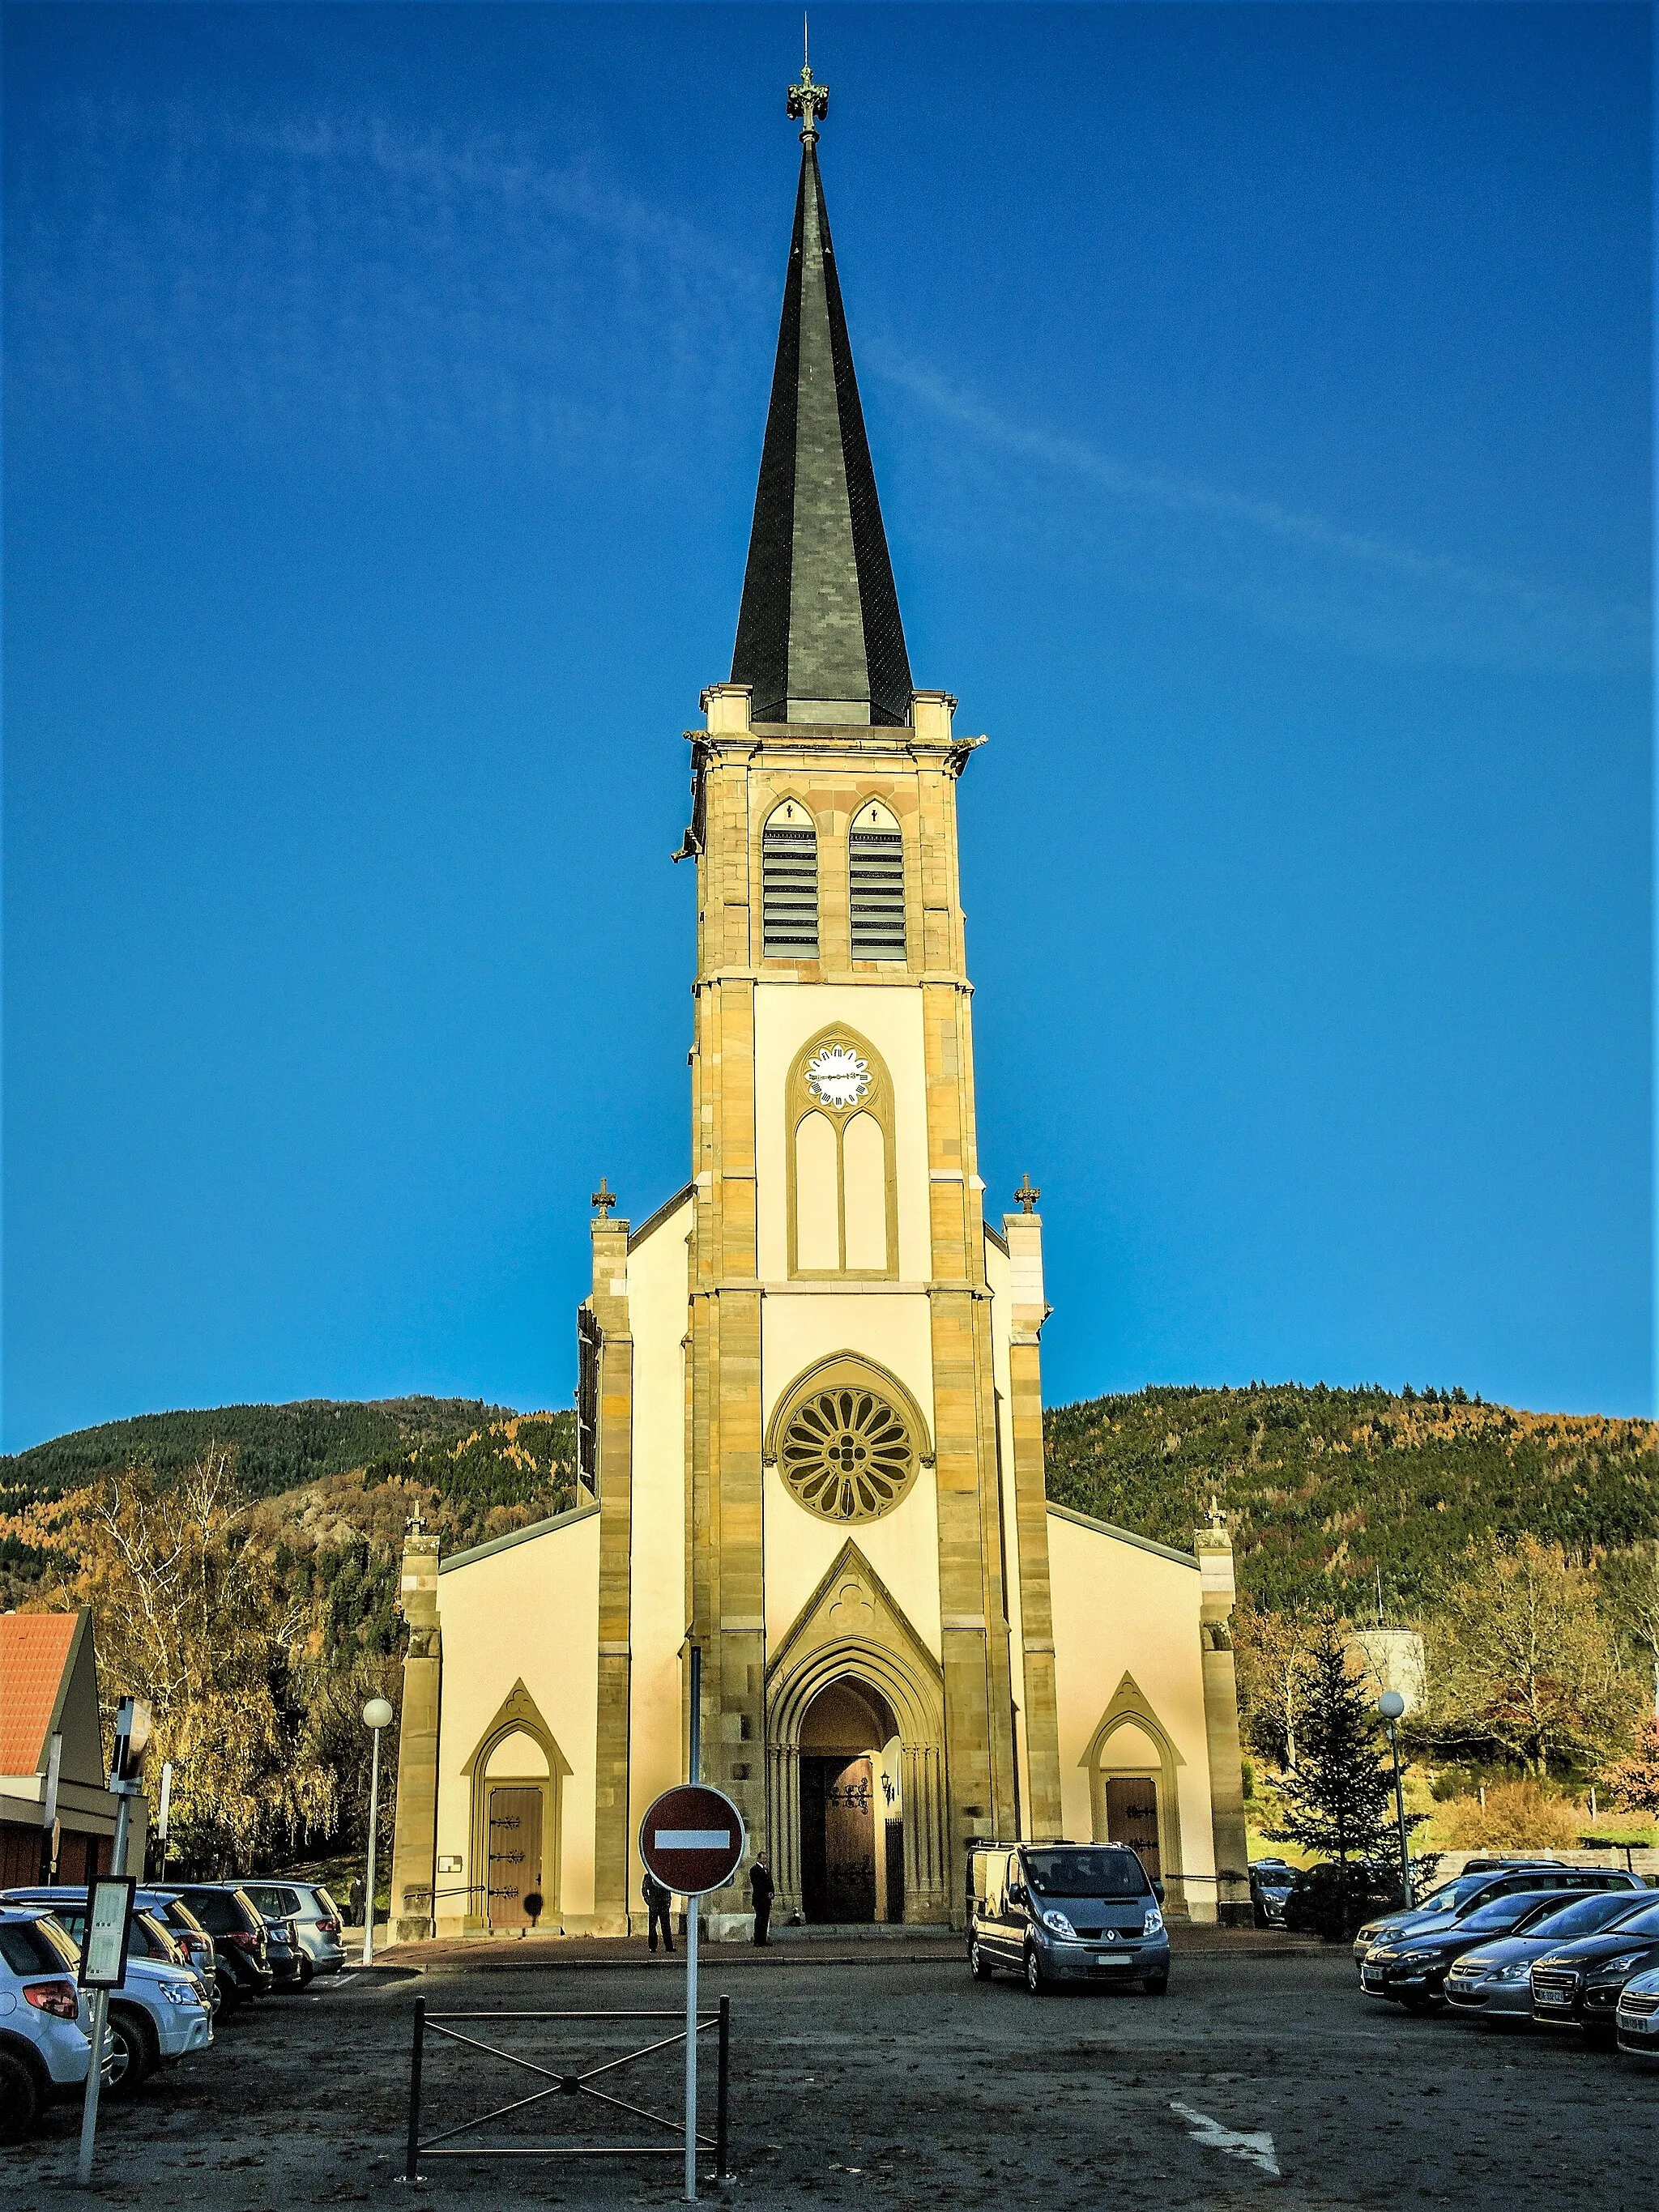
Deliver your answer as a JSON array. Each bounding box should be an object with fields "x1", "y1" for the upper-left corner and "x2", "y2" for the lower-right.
[{"x1": 387, "y1": 66, "x2": 1250, "y2": 1941}]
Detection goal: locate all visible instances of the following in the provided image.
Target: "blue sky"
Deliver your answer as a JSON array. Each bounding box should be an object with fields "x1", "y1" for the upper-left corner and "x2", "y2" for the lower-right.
[{"x1": 3, "y1": 3, "x2": 1651, "y2": 1450}]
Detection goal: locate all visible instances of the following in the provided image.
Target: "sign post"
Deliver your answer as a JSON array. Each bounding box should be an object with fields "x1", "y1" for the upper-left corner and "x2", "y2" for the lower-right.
[
  {"x1": 638, "y1": 1775, "x2": 744, "y2": 2206},
  {"x1": 77, "y1": 1697, "x2": 148, "y2": 2187}
]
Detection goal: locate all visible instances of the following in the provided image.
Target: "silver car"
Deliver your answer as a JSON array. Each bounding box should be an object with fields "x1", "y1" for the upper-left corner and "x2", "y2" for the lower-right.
[
  {"x1": 239, "y1": 1881, "x2": 346, "y2": 1975},
  {"x1": 1614, "y1": 1964, "x2": 1659, "y2": 2057},
  {"x1": 1445, "y1": 1890, "x2": 1652, "y2": 2021}
]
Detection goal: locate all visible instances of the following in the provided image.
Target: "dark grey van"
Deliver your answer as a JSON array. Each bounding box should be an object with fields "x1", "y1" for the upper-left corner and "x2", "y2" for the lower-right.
[{"x1": 968, "y1": 1843, "x2": 1171, "y2": 1995}]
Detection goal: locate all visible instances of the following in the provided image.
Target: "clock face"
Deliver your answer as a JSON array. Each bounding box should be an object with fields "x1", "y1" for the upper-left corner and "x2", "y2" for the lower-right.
[{"x1": 805, "y1": 1041, "x2": 872, "y2": 1110}]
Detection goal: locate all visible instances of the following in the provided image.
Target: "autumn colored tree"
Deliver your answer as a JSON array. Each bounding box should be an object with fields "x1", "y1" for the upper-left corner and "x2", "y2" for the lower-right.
[
  {"x1": 1600, "y1": 1720, "x2": 1659, "y2": 1823},
  {"x1": 1420, "y1": 1535, "x2": 1639, "y2": 1780},
  {"x1": 63, "y1": 1450, "x2": 335, "y2": 1870}
]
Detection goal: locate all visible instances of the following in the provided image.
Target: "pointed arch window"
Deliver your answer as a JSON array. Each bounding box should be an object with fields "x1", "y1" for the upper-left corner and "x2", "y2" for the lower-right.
[
  {"x1": 787, "y1": 1028, "x2": 899, "y2": 1279},
  {"x1": 762, "y1": 799, "x2": 819, "y2": 958},
  {"x1": 849, "y1": 799, "x2": 906, "y2": 960}
]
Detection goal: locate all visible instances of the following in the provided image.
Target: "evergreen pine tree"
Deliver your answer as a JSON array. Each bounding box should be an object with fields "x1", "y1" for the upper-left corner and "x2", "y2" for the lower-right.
[{"x1": 1265, "y1": 1611, "x2": 1412, "y2": 1932}]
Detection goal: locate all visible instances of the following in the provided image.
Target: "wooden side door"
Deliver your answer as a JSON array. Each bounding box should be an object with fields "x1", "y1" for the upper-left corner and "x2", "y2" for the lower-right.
[
  {"x1": 822, "y1": 1756, "x2": 876, "y2": 1924},
  {"x1": 1104, "y1": 1777, "x2": 1162, "y2": 1884},
  {"x1": 487, "y1": 1787, "x2": 543, "y2": 1930}
]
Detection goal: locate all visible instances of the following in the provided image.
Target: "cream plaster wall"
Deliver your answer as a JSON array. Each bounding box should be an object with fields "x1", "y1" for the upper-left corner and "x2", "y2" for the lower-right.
[
  {"x1": 761, "y1": 1464, "x2": 942, "y2": 1664},
  {"x1": 760, "y1": 1291, "x2": 936, "y2": 1435},
  {"x1": 1047, "y1": 1509, "x2": 1217, "y2": 1903},
  {"x1": 753, "y1": 983, "x2": 929, "y2": 1282},
  {"x1": 433, "y1": 1511, "x2": 601, "y2": 1929},
  {"x1": 625, "y1": 1195, "x2": 694, "y2": 1902}
]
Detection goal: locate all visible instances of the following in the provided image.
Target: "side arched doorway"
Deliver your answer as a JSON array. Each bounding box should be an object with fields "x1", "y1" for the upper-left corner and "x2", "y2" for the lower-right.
[
  {"x1": 1081, "y1": 1674, "x2": 1188, "y2": 1916},
  {"x1": 461, "y1": 1681, "x2": 572, "y2": 1934}
]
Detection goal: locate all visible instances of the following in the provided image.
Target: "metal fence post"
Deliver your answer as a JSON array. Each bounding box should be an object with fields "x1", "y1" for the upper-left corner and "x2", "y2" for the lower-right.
[
  {"x1": 406, "y1": 1997, "x2": 425, "y2": 2182},
  {"x1": 716, "y1": 1995, "x2": 730, "y2": 2180}
]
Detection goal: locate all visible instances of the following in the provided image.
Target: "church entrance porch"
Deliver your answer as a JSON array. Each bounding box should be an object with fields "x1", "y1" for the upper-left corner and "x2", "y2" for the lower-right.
[{"x1": 788, "y1": 1677, "x2": 913, "y2": 1925}]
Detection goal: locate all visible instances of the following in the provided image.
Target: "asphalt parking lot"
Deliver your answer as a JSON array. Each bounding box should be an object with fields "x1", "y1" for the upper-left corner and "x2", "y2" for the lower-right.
[{"x1": 3, "y1": 1935, "x2": 1652, "y2": 2210}]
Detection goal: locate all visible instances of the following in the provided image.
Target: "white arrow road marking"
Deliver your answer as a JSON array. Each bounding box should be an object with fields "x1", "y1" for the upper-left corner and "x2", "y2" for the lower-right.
[{"x1": 1170, "y1": 2101, "x2": 1282, "y2": 2180}]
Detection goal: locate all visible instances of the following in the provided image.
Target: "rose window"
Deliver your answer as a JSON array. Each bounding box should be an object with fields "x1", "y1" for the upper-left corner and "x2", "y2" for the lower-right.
[
  {"x1": 780, "y1": 1387, "x2": 915, "y2": 1524},
  {"x1": 804, "y1": 1042, "x2": 872, "y2": 1110}
]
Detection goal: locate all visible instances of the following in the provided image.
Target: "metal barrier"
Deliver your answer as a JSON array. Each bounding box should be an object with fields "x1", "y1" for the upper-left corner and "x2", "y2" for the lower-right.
[{"x1": 403, "y1": 1998, "x2": 730, "y2": 2180}]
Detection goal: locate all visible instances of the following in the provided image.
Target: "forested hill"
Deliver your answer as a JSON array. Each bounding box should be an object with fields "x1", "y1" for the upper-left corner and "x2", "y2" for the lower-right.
[
  {"x1": 0, "y1": 1397, "x2": 580, "y2": 1610},
  {"x1": 1043, "y1": 1383, "x2": 1659, "y2": 1613}
]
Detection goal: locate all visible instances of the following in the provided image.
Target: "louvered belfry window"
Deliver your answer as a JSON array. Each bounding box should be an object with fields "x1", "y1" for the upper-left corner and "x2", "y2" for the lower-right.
[
  {"x1": 849, "y1": 802, "x2": 906, "y2": 959},
  {"x1": 762, "y1": 802, "x2": 819, "y2": 957}
]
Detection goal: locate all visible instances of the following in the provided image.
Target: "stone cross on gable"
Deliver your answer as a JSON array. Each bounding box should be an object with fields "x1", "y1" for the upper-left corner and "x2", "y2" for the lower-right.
[
  {"x1": 591, "y1": 1178, "x2": 616, "y2": 1218},
  {"x1": 1014, "y1": 1174, "x2": 1040, "y2": 1213}
]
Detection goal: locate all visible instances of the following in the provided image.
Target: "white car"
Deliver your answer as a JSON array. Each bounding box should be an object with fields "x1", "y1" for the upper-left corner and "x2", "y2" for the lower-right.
[
  {"x1": 2, "y1": 1894, "x2": 213, "y2": 2092},
  {"x1": 0, "y1": 1908, "x2": 99, "y2": 2142},
  {"x1": 1615, "y1": 1963, "x2": 1659, "y2": 2059}
]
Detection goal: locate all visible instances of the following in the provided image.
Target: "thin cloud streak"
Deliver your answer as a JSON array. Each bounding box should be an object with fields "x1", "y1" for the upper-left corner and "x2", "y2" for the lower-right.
[{"x1": 872, "y1": 348, "x2": 1646, "y2": 676}]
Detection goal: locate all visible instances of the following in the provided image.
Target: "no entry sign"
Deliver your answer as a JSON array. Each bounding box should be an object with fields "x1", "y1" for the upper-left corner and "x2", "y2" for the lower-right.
[{"x1": 639, "y1": 1784, "x2": 746, "y2": 1896}]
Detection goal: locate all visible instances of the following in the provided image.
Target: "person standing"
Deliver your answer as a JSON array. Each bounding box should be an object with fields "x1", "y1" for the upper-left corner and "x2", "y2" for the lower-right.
[
  {"x1": 642, "y1": 1869, "x2": 675, "y2": 1955},
  {"x1": 749, "y1": 1852, "x2": 774, "y2": 1947}
]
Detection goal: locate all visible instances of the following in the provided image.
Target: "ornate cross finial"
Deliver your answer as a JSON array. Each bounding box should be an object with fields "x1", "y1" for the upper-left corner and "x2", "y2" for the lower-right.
[
  {"x1": 408, "y1": 1499, "x2": 426, "y2": 1537},
  {"x1": 591, "y1": 1177, "x2": 616, "y2": 1218},
  {"x1": 1014, "y1": 1174, "x2": 1040, "y2": 1214},
  {"x1": 787, "y1": 18, "x2": 829, "y2": 144}
]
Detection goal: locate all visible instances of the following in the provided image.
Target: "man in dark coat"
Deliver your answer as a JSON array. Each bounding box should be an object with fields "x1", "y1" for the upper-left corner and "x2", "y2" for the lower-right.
[
  {"x1": 749, "y1": 1852, "x2": 774, "y2": 1947},
  {"x1": 642, "y1": 1870, "x2": 675, "y2": 1955}
]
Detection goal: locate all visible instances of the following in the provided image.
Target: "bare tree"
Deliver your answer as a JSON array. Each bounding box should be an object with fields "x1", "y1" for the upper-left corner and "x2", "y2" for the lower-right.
[
  {"x1": 1233, "y1": 1597, "x2": 1316, "y2": 1771},
  {"x1": 62, "y1": 1450, "x2": 335, "y2": 1870},
  {"x1": 1422, "y1": 1535, "x2": 1640, "y2": 1780}
]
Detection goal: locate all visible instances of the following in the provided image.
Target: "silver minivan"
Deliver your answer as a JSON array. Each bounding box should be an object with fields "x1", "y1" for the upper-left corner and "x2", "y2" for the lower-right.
[
  {"x1": 238, "y1": 1881, "x2": 346, "y2": 1975},
  {"x1": 968, "y1": 1842, "x2": 1171, "y2": 1995}
]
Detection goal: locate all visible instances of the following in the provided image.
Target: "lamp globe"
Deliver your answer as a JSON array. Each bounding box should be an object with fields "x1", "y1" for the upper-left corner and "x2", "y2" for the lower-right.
[
  {"x1": 1377, "y1": 1690, "x2": 1405, "y2": 1721},
  {"x1": 363, "y1": 1697, "x2": 394, "y2": 1732}
]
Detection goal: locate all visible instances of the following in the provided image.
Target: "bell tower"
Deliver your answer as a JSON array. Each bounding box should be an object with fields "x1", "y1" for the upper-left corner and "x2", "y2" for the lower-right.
[{"x1": 677, "y1": 54, "x2": 1064, "y2": 1924}]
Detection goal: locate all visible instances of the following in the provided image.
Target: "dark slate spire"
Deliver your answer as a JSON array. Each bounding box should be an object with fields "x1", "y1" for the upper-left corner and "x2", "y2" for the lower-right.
[{"x1": 731, "y1": 62, "x2": 913, "y2": 727}]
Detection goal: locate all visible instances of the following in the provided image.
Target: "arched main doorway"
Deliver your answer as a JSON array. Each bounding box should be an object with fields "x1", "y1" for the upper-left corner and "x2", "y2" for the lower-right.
[
  {"x1": 765, "y1": 1558, "x2": 950, "y2": 1927},
  {"x1": 797, "y1": 1677, "x2": 902, "y2": 1924}
]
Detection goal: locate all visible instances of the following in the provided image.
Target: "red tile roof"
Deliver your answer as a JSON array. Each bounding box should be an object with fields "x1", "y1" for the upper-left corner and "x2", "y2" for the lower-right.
[{"x1": 0, "y1": 1612, "x2": 79, "y2": 1778}]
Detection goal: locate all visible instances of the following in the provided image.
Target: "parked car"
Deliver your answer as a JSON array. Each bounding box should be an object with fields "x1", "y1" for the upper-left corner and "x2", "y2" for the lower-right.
[
  {"x1": 1445, "y1": 1890, "x2": 1655, "y2": 2022},
  {"x1": 260, "y1": 1912, "x2": 306, "y2": 1989},
  {"x1": 1352, "y1": 1864, "x2": 1644, "y2": 1967},
  {"x1": 1530, "y1": 1896, "x2": 1659, "y2": 2044},
  {"x1": 238, "y1": 1880, "x2": 346, "y2": 1975},
  {"x1": 0, "y1": 1908, "x2": 100, "y2": 2144},
  {"x1": 134, "y1": 1890, "x2": 218, "y2": 2007},
  {"x1": 1361, "y1": 1887, "x2": 1624, "y2": 2013},
  {"x1": 1250, "y1": 1859, "x2": 1298, "y2": 1929},
  {"x1": 2, "y1": 1890, "x2": 213, "y2": 2092},
  {"x1": 157, "y1": 1886, "x2": 273, "y2": 2010},
  {"x1": 1614, "y1": 1964, "x2": 1659, "y2": 2059},
  {"x1": 968, "y1": 1841, "x2": 1170, "y2": 1994}
]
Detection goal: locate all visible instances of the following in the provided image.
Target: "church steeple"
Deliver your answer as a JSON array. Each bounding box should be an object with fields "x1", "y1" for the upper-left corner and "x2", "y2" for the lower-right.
[{"x1": 730, "y1": 57, "x2": 913, "y2": 728}]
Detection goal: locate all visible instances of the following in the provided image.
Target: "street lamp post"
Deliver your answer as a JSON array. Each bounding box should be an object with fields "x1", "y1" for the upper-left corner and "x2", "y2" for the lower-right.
[
  {"x1": 1377, "y1": 1689, "x2": 1413, "y2": 1910},
  {"x1": 361, "y1": 1697, "x2": 394, "y2": 1967}
]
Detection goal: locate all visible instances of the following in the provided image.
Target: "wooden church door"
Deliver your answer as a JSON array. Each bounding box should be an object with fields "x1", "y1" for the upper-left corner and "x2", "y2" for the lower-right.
[
  {"x1": 487, "y1": 1787, "x2": 543, "y2": 1930},
  {"x1": 1104, "y1": 1775, "x2": 1162, "y2": 1884}
]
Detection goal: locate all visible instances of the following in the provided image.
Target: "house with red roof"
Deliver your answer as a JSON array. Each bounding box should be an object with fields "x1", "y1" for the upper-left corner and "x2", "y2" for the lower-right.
[{"x1": 0, "y1": 1608, "x2": 142, "y2": 1886}]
